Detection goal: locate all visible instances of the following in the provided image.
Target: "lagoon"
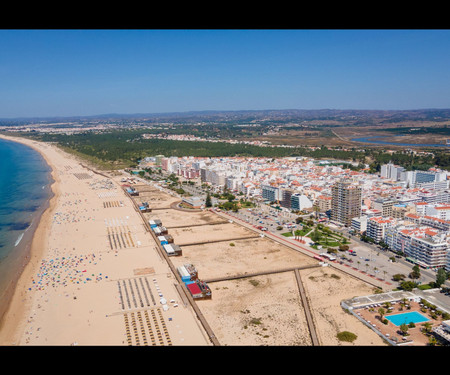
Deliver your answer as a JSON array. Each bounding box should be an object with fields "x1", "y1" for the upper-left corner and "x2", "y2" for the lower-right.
[{"x1": 351, "y1": 135, "x2": 448, "y2": 147}]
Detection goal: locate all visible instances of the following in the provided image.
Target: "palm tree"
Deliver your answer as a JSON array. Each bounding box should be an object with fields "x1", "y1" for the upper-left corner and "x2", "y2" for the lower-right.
[
  {"x1": 422, "y1": 322, "x2": 433, "y2": 334},
  {"x1": 399, "y1": 323, "x2": 409, "y2": 336},
  {"x1": 428, "y1": 336, "x2": 437, "y2": 346},
  {"x1": 378, "y1": 307, "x2": 386, "y2": 321}
]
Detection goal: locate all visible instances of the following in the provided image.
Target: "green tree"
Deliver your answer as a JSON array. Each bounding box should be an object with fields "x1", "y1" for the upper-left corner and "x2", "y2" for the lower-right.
[
  {"x1": 400, "y1": 280, "x2": 418, "y2": 291},
  {"x1": 436, "y1": 268, "x2": 447, "y2": 287},
  {"x1": 422, "y1": 322, "x2": 433, "y2": 334},
  {"x1": 409, "y1": 265, "x2": 421, "y2": 280},
  {"x1": 205, "y1": 192, "x2": 212, "y2": 208},
  {"x1": 378, "y1": 307, "x2": 386, "y2": 321},
  {"x1": 310, "y1": 230, "x2": 321, "y2": 243},
  {"x1": 399, "y1": 323, "x2": 409, "y2": 336},
  {"x1": 392, "y1": 273, "x2": 406, "y2": 282}
]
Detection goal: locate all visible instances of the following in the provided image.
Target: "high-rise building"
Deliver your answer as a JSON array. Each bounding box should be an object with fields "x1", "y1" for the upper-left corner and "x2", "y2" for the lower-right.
[
  {"x1": 280, "y1": 188, "x2": 295, "y2": 209},
  {"x1": 290, "y1": 193, "x2": 313, "y2": 211},
  {"x1": 331, "y1": 180, "x2": 362, "y2": 227},
  {"x1": 261, "y1": 185, "x2": 281, "y2": 202},
  {"x1": 380, "y1": 162, "x2": 405, "y2": 181}
]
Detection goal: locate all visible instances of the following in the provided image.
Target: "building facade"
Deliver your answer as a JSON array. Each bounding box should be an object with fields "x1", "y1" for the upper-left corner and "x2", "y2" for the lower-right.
[{"x1": 331, "y1": 180, "x2": 362, "y2": 227}]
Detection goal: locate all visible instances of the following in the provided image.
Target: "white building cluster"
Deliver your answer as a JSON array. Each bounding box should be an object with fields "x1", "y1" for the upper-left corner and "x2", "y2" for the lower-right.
[
  {"x1": 356, "y1": 162, "x2": 450, "y2": 272},
  {"x1": 147, "y1": 155, "x2": 450, "y2": 272}
]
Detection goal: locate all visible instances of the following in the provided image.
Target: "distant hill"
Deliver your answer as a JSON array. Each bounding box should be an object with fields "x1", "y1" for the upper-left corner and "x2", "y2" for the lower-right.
[{"x1": 2, "y1": 108, "x2": 450, "y2": 126}]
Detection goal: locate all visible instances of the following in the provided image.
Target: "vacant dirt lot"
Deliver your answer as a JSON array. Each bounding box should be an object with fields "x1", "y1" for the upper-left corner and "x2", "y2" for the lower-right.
[
  {"x1": 133, "y1": 183, "x2": 387, "y2": 346},
  {"x1": 145, "y1": 208, "x2": 226, "y2": 228}
]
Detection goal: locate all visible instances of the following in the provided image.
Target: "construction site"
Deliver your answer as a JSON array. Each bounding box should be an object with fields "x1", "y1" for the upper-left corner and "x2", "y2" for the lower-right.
[{"x1": 124, "y1": 181, "x2": 387, "y2": 346}]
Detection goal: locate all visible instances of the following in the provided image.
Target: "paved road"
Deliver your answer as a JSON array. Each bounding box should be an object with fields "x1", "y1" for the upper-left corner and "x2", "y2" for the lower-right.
[{"x1": 225, "y1": 207, "x2": 450, "y2": 291}]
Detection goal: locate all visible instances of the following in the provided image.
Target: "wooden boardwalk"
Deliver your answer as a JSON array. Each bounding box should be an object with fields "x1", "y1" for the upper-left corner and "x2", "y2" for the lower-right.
[
  {"x1": 126, "y1": 188, "x2": 323, "y2": 346},
  {"x1": 204, "y1": 264, "x2": 321, "y2": 346},
  {"x1": 294, "y1": 269, "x2": 320, "y2": 346},
  {"x1": 126, "y1": 189, "x2": 220, "y2": 346}
]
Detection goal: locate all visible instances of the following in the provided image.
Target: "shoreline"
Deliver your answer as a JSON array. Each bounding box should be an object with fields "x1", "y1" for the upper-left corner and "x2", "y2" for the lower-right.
[
  {"x1": 0, "y1": 134, "x2": 59, "y2": 343},
  {"x1": 0, "y1": 135, "x2": 210, "y2": 346}
]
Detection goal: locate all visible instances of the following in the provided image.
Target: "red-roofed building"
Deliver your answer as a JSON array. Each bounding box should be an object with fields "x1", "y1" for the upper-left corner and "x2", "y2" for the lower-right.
[
  {"x1": 385, "y1": 223, "x2": 448, "y2": 269},
  {"x1": 186, "y1": 280, "x2": 211, "y2": 299},
  {"x1": 186, "y1": 282, "x2": 202, "y2": 297},
  {"x1": 366, "y1": 216, "x2": 394, "y2": 243}
]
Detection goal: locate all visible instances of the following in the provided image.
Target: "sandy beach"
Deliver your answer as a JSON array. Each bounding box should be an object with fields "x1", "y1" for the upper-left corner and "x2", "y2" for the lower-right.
[
  {"x1": 0, "y1": 135, "x2": 209, "y2": 345},
  {"x1": 0, "y1": 135, "x2": 389, "y2": 346}
]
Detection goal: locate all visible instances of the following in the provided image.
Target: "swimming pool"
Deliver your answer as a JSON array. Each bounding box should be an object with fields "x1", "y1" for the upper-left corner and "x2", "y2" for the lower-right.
[{"x1": 385, "y1": 311, "x2": 430, "y2": 326}]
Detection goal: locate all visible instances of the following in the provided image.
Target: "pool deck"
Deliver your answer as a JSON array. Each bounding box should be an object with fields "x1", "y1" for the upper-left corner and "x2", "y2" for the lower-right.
[
  {"x1": 342, "y1": 290, "x2": 448, "y2": 346},
  {"x1": 342, "y1": 290, "x2": 421, "y2": 310}
]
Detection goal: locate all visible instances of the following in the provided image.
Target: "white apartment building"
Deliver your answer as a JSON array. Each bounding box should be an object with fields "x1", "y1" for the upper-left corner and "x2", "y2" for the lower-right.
[
  {"x1": 406, "y1": 229, "x2": 448, "y2": 269},
  {"x1": 425, "y1": 204, "x2": 450, "y2": 220},
  {"x1": 366, "y1": 216, "x2": 394, "y2": 243},
  {"x1": 239, "y1": 182, "x2": 257, "y2": 197},
  {"x1": 420, "y1": 215, "x2": 450, "y2": 232},
  {"x1": 398, "y1": 169, "x2": 448, "y2": 188},
  {"x1": 290, "y1": 193, "x2": 312, "y2": 211},
  {"x1": 380, "y1": 163, "x2": 405, "y2": 181},
  {"x1": 225, "y1": 176, "x2": 240, "y2": 191},
  {"x1": 413, "y1": 202, "x2": 450, "y2": 221},
  {"x1": 417, "y1": 189, "x2": 450, "y2": 204},
  {"x1": 261, "y1": 184, "x2": 282, "y2": 202},
  {"x1": 447, "y1": 251, "x2": 450, "y2": 273},
  {"x1": 384, "y1": 224, "x2": 449, "y2": 269},
  {"x1": 351, "y1": 216, "x2": 367, "y2": 234}
]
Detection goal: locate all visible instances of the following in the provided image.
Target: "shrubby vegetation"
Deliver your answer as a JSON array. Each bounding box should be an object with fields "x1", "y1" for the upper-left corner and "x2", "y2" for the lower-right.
[{"x1": 4, "y1": 128, "x2": 450, "y2": 171}]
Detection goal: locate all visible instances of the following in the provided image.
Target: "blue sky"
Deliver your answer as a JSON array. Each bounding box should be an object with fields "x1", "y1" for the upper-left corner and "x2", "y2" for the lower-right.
[{"x1": 1, "y1": 29, "x2": 450, "y2": 118}]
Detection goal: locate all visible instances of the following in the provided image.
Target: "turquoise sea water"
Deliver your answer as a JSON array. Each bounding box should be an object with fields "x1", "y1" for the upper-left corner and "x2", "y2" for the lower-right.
[{"x1": 0, "y1": 137, "x2": 53, "y2": 317}]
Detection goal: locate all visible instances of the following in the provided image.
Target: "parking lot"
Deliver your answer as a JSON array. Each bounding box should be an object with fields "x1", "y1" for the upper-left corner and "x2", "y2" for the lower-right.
[
  {"x1": 228, "y1": 205, "x2": 450, "y2": 290},
  {"x1": 147, "y1": 175, "x2": 450, "y2": 292}
]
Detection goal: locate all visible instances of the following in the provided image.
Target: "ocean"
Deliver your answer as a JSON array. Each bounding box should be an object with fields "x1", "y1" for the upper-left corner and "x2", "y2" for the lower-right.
[{"x1": 0, "y1": 137, "x2": 53, "y2": 320}]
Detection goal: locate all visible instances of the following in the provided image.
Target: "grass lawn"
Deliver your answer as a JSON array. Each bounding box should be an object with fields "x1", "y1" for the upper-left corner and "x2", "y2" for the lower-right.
[
  {"x1": 283, "y1": 224, "x2": 350, "y2": 250},
  {"x1": 281, "y1": 225, "x2": 312, "y2": 238}
]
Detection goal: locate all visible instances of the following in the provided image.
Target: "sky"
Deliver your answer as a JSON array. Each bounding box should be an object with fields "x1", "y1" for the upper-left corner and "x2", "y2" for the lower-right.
[{"x1": 1, "y1": 29, "x2": 450, "y2": 118}]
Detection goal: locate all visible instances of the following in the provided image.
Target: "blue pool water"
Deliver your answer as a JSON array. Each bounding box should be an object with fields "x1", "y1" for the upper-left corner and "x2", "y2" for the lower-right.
[{"x1": 385, "y1": 311, "x2": 430, "y2": 326}]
